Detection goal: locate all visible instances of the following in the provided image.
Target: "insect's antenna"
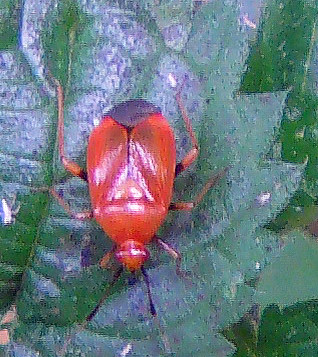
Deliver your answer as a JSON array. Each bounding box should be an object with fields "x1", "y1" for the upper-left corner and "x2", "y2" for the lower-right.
[
  {"x1": 86, "y1": 265, "x2": 124, "y2": 322},
  {"x1": 141, "y1": 266, "x2": 157, "y2": 317},
  {"x1": 141, "y1": 267, "x2": 172, "y2": 352}
]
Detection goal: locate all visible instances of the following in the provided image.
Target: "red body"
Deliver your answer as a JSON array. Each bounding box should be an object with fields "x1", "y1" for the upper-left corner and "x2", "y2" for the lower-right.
[{"x1": 86, "y1": 100, "x2": 176, "y2": 271}]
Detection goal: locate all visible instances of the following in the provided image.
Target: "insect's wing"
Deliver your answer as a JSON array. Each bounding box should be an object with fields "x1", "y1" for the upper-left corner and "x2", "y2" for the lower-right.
[
  {"x1": 131, "y1": 114, "x2": 176, "y2": 207},
  {"x1": 87, "y1": 116, "x2": 128, "y2": 207}
]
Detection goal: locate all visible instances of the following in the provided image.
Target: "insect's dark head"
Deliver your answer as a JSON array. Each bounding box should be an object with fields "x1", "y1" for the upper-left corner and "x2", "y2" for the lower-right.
[
  {"x1": 115, "y1": 240, "x2": 150, "y2": 272},
  {"x1": 107, "y1": 99, "x2": 160, "y2": 128}
]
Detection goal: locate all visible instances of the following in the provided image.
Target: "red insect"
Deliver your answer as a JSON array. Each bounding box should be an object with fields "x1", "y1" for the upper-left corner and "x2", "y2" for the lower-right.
[{"x1": 51, "y1": 78, "x2": 226, "y2": 320}]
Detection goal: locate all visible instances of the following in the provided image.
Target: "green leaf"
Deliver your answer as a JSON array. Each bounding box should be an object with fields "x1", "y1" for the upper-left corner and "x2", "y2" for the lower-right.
[
  {"x1": 186, "y1": 0, "x2": 249, "y2": 96},
  {"x1": 256, "y1": 231, "x2": 318, "y2": 307},
  {"x1": 0, "y1": 0, "x2": 308, "y2": 356},
  {"x1": 140, "y1": 0, "x2": 194, "y2": 51},
  {"x1": 241, "y1": 0, "x2": 318, "y2": 233},
  {"x1": 224, "y1": 302, "x2": 318, "y2": 357},
  {"x1": 0, "y1": 47, "x2": 51, "y2": 309},
  {"x1": 43, "y1": 0, "x2": 89, "y2": 88},
  {"x1": 0, "y1": 0, "x2": 21, "y2": 49},
  {"x1": 242, "y1": 0, "x2": 318, "y2": 92},
  {"x1": 258, "y1": 304, "x2": 318, "y2": 356},
  {"x1": 222, "y1": 312, "x2": 258, "y2": 357}
]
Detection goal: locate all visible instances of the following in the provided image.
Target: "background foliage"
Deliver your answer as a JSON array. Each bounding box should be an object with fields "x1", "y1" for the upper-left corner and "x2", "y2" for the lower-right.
[{"x1": 0, "y1": 0, "x2": 317, "y2": 356}]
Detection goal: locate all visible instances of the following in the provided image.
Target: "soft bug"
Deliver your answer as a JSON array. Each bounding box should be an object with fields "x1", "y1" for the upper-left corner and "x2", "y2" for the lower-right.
[{"x1": 50, "y1": 78, "x2": 227, "y2": 320}]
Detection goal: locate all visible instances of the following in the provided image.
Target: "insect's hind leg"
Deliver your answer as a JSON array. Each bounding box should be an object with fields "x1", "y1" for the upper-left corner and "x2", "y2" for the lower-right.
[
  {"x1": 53, "y1": 77, "x2": 87, "y2": 181},
  {"x1": 174, "y1": 86, "x2": 199, "y2": 177},
  {"x1": 34, "y1": 186, "x2": 93, "y2": 220}
]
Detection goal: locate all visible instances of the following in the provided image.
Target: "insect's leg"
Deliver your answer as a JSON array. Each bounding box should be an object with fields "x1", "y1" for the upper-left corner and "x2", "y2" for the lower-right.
[
  {"x1": 140, "y1": 265, "x2": 172, "y2": 352},
  {"x1": 153, "y1": 235, "x2": 183, "y2": 277},
  {"x1": 141, "y1": 267, "x2": 157, "y2": 316},
  {"x1": 53, "y1": 77, "x2": 87, "y2": 181},
  {"x1": 49, "y1": 187, "x2": 93, "y2": 220},
  {"x1": 99, "y1": 245, "x2": 117, "y2": 269},
  {"x1": 169, "y1": 167, "x2": 229, "y2": 211},
  {"x1": 175, "y1": 87, "x2": 199, "y2": 177}
]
